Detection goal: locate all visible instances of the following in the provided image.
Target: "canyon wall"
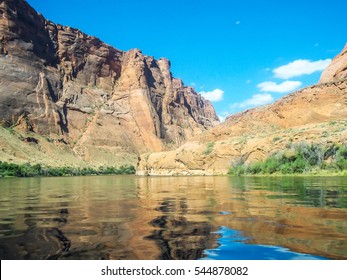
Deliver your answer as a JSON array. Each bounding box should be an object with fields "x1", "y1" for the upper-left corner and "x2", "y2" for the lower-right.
[
  {"x1": 0, "y1": 0, "x2": 219, "y2": 166},
  {"x1": 137, "y1": 44, "x2": 347, "y2": 175}
]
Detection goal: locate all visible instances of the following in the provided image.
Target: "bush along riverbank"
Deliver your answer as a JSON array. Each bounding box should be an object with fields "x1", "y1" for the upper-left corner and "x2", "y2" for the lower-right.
[
  {"x1": 0, "y1": 162, "x2": 136, "y2": 177},
  {"x1": 228, "y1": 142, "x2": 347, "y2": 176}
]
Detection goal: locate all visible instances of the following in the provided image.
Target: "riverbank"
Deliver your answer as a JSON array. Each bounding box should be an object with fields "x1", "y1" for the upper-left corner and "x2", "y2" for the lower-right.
[
  {"x1": 227, "y1": 171, "x2": 347, "y2": 177},
  {"x1": 228, "y1": 142, "x2": 347, "y2": 176},
  {"x1": 0, "y1": 161, "x2": 135, "y2": 178}
]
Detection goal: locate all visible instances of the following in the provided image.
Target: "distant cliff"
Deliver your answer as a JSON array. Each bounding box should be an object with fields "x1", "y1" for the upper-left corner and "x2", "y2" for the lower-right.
[
  {"x1": 319, "y1": 43, "x2": 347, "y2": 83},
  {"x1": 0, "y1": 0, "x2": 219, "y2": 166},
  {"x1": 137, "y1": 43, "x2": 347, "y2": 175}
]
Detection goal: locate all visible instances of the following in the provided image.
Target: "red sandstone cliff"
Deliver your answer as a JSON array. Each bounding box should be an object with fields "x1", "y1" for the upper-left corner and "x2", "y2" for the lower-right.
[{"x1": 0, "y1": 0, "x2": 219, "y2": 166}]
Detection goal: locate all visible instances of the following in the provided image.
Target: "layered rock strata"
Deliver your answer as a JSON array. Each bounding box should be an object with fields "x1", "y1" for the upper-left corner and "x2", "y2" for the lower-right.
[
  {"x1": 137, "y1": 44, "x2": 347, "y2": 175},
  {"x1": 0, "y1": 0, "x2": 219, "y2": 166}
]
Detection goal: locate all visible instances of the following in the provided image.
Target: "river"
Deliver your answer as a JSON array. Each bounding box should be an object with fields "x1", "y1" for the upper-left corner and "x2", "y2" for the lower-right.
[{"x1": 0, "y1": 175, "x2": 346, "y2": 259}]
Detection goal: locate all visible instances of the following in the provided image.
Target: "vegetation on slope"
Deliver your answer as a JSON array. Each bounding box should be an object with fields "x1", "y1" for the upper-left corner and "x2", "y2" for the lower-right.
[
  {"x1": 203, "y1": 142, "x2": 215, "y2": 155},
  {"x1": 0, "y1": 162, "x2": 135, "y2": 177},
  {"x1": 228, "y1": 142, "x2": 347, "y2": 176}
]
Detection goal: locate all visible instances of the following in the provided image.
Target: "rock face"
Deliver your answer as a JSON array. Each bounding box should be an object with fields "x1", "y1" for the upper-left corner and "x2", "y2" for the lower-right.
[
  {"x1": 0, "y1": 0, "x2": 219, "y2": 166},
  {"x1": 137, "y1": 44, "x2": 347, "y2": 175},
  {"x1": 319, "y1": 43, "x2": 347, "y2": 83}
]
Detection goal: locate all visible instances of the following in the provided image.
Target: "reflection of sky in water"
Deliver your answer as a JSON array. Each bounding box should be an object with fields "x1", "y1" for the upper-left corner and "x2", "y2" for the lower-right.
[{"x1": 201, "y1": 227, "x2": 328, "y2": 260}]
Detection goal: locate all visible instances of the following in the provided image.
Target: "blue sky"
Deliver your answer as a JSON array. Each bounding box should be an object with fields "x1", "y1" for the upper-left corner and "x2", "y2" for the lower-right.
[{"x1": 27, "y1": 0, "x2": 347, "y2": 121}]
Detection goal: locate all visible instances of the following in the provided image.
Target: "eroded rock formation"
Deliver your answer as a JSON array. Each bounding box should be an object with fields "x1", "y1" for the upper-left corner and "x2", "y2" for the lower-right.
[
  {"x1": 319, "y1": 43, "x2": 347, "y2": 83},
  {"x1": 137, "y1": 44, "x2": 347, "y2": 175},
  {"x1": 0, "y1": 0, "x2": 219, "y2": 166}
]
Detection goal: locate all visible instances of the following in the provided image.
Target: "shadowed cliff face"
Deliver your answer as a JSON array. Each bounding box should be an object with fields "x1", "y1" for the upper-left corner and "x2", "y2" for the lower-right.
[{"x1": 0, "y1": 0, "x2": 219, "y2": 166}]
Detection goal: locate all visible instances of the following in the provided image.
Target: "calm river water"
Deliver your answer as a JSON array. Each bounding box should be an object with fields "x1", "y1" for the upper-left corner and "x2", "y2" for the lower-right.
[{"x1": 0, "y1": 175, "x2": 346, "y2": 260}]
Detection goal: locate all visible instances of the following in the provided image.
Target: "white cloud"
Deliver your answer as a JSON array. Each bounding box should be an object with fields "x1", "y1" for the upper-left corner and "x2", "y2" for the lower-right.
[
  {"x1": 236, "y1": 21, "x2": 241, "y2": 25},
  {"x1": 273, "y1": 59, "x2": 331, "y2": 79},
  {"x1": 230, "y1": 103, "x2": 239, "y2": 110},
  {"x1": 199, "y1": 88, "x2": 224, "y2": 102},
  {"x1": 217, "y1": 111, "x2": 229, "y2": 122},
  {"x1": 239, "y1": 93, "x2": 274, "y2": 108},
  {"x1": 230, "y1": 93, "x2": 274, "y2": 111},
  {"x1": 246, "y1": 79, "x2": 252, "y2": 84},
  {"x1": 218, "y1": 115, "x2": 226, "y2": 122},
  {"x1": 257, "y1": 81, "x2": 302, "y2": 93}
]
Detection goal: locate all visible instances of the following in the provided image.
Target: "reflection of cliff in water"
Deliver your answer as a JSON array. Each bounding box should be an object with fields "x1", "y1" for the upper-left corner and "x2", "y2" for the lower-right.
[
  {"x1": 0, "y1": 207, "x2": 70, "y2": 259},
  {"x1": 1, "y1": 176, "x2": 346, "y2": 259},
  {"x1": 0, "y1": 177, "x2": 147, "y2": 260},
  {"x1": 146, "y1": 198, "x2": 218, "y2": 260},
  {"x1": 136, "y1": 176, "x2": 347, "y2": 259}
]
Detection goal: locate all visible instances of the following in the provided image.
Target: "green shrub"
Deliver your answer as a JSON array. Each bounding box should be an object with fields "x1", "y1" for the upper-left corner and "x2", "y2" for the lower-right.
[
  {"x1": 296, "y1": 142, "x2": 323, "y2": 167},
  {"x1": 292, "y1": 157, "x2": 307, "y2": 173},
  {"x1": 228, "y1": 164, "x2": 246, "y2": 176},
  {"x1": 118, "y1": 165, "x2": 136, "y2": 174},
  {"x1": 203, "y1": 142, "x2": 215, "y2": 155},
  {"x1": 0, "y1": 161, "x2": 136, "y2": 177},
  {"x1": 227, "y1": 142, "x2": 347, "y2": 175},
  {"x1": 247, "y1": 161, "x2": 263, "y2": 174},
  {"x1": 335, "y1": 145, "x2": 347, "y2": 170},
  {"x1": 263, "y1": 157, "x2": 280, "y2": 174},
  {"x1": 280, "y1": 162, "x2": 294, "y2": 174}
]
